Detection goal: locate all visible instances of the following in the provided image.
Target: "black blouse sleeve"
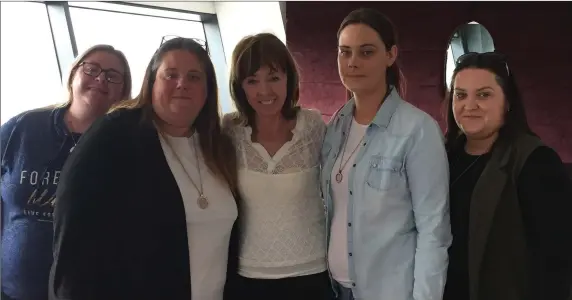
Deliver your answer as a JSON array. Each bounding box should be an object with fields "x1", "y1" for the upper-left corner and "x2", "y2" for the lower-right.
[
  {"x1": 49, "y1": 114, "x2": 135, "y2": 300},
  {"x1": 517, "y1": 146, "x2": 572, "y2": 300}
]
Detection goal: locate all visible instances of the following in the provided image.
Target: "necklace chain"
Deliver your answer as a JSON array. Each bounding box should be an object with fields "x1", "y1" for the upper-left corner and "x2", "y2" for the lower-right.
[
  {"x1": 68, "y1": 134, "x2": 79, "y2": 153},
  {"x1": 160, "y1": 131, "x2": 208, "y2": 209},
  {"x1": 335, "y1": 87, "x2": 392, "y2": 183},
  {"x1": 66, "y1": 117, "x2": 80, "y2": 153},
  {"x1": 451, "y1": 154, "x2": 482, "y2": 186},
  {"x1": 336, "y1": 119, "x2": 366, "y2": 183}
]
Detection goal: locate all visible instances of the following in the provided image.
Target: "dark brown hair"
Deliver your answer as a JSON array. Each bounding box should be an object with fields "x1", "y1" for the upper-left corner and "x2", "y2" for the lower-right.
[
  {"x1": 444, "y1": 52, "x2": 536, "y2": 152},
  {"x1": 111, "y1": 37, "x2": 237, "y2": 192},
  {"x1": 338, "y1": 8, "x2": 406, "y2": 98},
  {"x1": 229, "y1": 32, "x2": 300, "y2": 126},
  {"x1": 62, "y1": 44, "x2": 132, "y2": 106}
]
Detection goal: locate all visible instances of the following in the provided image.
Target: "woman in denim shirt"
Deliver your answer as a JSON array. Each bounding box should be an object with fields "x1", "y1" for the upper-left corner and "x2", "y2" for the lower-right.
[{"x1": 320, "y1": 8, "x2": 452, "y2": 300}]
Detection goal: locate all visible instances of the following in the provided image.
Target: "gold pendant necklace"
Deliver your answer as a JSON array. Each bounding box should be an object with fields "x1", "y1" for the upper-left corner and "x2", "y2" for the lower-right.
[{"x1": 160, "y1": 131, "x2": 209, "y2": 209}]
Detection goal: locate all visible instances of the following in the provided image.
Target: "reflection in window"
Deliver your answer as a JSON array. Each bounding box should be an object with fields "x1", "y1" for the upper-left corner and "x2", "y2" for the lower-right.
[
  {"x1": 445, "y1": 22, "x2": 495, "y2": 89},
  {"x1": 0, "y1": 2, "x2": 64, "y2": 125},
  {"x1": 445, "y1": 44, "x2": 456, "y2": 89},
  {"x1": 69, "y1": 4, "x2": 206, "y2": 96}
]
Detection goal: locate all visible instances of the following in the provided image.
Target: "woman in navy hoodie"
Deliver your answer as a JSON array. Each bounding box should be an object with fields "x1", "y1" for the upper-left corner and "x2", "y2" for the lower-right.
[{"x1": 1, "y1": 44, "x2": 132, "y2": 300}]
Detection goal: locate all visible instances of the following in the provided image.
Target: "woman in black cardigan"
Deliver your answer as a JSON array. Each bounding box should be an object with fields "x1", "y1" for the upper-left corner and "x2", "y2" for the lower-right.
[
  {"x1": 49, "y1": 37, "x2": 240, "y2": 300},
  {"x1": 443, "y1": 51, "x2": 572, "y2": 300}
]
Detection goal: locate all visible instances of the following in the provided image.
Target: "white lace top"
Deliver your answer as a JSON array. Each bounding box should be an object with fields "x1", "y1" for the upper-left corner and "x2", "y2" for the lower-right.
[{"x1": 223, "y1": 108, "x2": 327, "y2": 279}]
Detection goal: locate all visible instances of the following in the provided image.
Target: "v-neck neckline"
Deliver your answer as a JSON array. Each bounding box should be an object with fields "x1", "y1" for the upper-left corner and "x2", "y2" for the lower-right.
[{"x1": 245, "y1": 111, "x2": 303, "y2": 167}]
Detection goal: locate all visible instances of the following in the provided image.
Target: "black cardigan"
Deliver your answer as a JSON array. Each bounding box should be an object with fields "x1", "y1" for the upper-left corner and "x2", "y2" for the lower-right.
[{"x1": 48, "y1": 108, "x2": 240, "y2": 300}]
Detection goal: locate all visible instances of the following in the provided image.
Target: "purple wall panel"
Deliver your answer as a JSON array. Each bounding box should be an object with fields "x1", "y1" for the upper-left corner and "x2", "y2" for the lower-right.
[{"x1": 286, "y1": 1, "x2": 572, "y2": 161}]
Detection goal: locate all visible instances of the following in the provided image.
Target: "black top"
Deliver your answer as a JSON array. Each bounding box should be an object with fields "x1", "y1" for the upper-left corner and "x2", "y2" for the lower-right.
[
  {"x1": 48, "y1": 108, "x2": 240, "y2": 300},
  {"x1": 446, "y1": 148, "x2": 492, "y2": 299},
  {"x1": 445, "y1": 145, "x2": 572, "y2": 300}
]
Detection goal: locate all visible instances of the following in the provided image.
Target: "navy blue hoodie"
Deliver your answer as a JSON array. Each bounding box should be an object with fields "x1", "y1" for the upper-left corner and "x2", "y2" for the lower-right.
[{"x1": 1, "y1": 106, "x2": 80, "y2": 300}]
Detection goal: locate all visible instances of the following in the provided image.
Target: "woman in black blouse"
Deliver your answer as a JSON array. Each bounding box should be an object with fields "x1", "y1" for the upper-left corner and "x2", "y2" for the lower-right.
[{"x1": 443, "y1": 52, "x2": 572, "y2": 300}]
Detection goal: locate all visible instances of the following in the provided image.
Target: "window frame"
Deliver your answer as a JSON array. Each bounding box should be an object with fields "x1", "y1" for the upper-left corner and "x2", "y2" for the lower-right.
[{"x1": 43, "y1": 1, "x2": 226, "y2": 88}]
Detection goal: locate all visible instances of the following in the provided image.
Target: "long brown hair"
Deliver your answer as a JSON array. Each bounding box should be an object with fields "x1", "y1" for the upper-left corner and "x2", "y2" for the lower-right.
[
  {"x1": 61, "y1": 44, "x2": 132, "y2": 107},
  {"x1": 228, "y1": 32, "x2": 301, "y2": 126},
  {"x1": 111, "y1": 37, "x2": 237, "y2": 192}
]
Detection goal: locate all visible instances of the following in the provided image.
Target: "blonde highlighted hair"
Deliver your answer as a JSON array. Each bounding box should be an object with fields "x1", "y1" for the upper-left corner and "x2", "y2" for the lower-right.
[{"x1": 56, "y1": 44, "x2": 132, "y2": 108}]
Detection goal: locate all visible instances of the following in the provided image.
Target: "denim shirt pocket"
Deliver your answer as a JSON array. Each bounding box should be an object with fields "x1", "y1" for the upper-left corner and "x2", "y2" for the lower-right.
[{"x1": 365, "y1": 155, "x2": 404, "y2": 191}]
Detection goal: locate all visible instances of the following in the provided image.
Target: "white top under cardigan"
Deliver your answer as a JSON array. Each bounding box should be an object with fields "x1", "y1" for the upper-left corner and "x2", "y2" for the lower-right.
[
  {"x1": 159, "y1": 132, "x2": 238, "y2": 300},
  {"x1": 223, "y1": 108, "x2": 327, "y2": 279}
]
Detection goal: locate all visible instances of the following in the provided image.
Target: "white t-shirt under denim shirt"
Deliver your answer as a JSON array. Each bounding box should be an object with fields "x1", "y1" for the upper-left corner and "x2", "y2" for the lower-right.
[
  {"x1": 159, "y1": 132, "x2": 238, "y2": 300},
  {"x1": 223, "y1": 108, "x2": 327, "y2": 279},
  {"x1": 329, "y1": 117, "x2": 368, "y2": 287}
]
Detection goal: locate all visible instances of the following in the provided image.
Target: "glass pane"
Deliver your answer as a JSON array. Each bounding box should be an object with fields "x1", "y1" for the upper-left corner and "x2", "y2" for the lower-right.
[
  {"x1": 0, "y1": 2, "x2": 64, "y2": 125},
  {"x1": 445, "y1": 45, "x2": 455, "y2": 89},
  {"x1": 69, "y1": 6, "x2": 207, "y2": 95},
  {"x1": 68, "y1": 1, "x2": 202, "y2": 21}
]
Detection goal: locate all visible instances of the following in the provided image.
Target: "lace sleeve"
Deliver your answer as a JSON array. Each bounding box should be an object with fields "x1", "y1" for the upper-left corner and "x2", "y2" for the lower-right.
[{"x1": 307, "y1": 109, "x2": 327, "y2": 147}]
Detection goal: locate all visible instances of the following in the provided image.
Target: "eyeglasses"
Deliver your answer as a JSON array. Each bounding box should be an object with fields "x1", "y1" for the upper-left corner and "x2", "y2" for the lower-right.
[
  {"x1": 79, "y1": 62, "x2": 124, "y2": 84},
  {"x1": 160, "y1": 35, "x2": 208, "y2": 51},
  {"x1": 455, "y1": 51, "x2": 510, "y2": 76}
]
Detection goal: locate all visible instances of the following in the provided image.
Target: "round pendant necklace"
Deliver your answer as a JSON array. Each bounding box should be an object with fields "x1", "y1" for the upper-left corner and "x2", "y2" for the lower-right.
[
  {"x1": 335, "y1": 87, "x2": 391, "y2": 183},
  {"x1": 160, "y1": 131, "x2": 209, "y2": 209}
]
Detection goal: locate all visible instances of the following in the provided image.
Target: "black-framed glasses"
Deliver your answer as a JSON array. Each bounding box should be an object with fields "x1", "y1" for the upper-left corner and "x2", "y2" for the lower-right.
[
  {"x1": 79, "y1": 62, "x2": 124, "y2": 84},
  {"x1": 455, "y1": 51, "x2": 510, "y2": 76},
  {"x1": 160, "y1": 35, "x2": 208, "y2": 52}
]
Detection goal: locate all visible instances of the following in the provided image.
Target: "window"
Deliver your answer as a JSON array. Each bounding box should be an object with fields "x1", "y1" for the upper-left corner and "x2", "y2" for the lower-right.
[
  {"x1": 0, "y1": 2, "x2": 64, "y2": 125},
  {"x1": 68, "y1": 2, "x2": 207, "y2": 94},
  {"x1": 445, "y1": 21, "x2": 495, "y2": 90}
]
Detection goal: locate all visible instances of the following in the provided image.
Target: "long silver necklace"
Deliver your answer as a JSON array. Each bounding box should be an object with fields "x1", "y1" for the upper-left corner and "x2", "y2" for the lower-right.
[
  {"x1": 335, "y1": 120, "x2": 366, "y2": 183},
  {"x1": 160, "y1": 131, "x2": 209, "y2": 209}
]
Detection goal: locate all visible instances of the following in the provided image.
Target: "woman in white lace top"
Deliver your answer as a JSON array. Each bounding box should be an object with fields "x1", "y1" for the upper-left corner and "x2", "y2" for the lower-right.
[{"x1": 222, "y1": 33, "x2": 332, "y2": 300}]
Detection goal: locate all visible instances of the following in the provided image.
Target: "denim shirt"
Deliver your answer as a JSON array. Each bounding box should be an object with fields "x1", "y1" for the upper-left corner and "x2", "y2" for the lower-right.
[{"x1": 320, "y1": 88, "x2": 452, "y2": 300}]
